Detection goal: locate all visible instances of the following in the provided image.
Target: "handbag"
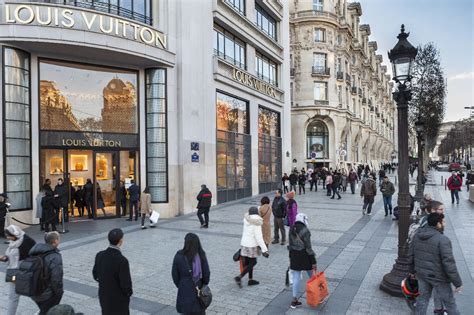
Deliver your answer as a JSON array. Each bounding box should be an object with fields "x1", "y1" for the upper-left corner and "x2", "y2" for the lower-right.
[
  {"x1": 283, "y1": 216, "x2": 289, "y2": 226},
  {"x1": 185, "y1": 256, "x2": 212, "y2": 309},
  {"x1": 5, "y1": 268, "x2": 17, "y2": 283},
  {"x1": 233, "y1": 249, "x2": 241, "y2": 262},
  {"x1": 306, "y1": 271, "x2": 329, "y2": 307}
]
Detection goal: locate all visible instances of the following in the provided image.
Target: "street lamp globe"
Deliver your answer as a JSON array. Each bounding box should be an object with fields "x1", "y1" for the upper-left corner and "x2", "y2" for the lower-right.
[
  {"x1": 388, "y1": 25, "x2": 418, "y2": 83},
  {"x1": 415, "y1": 120, "x2": 425, "y2": 135}
]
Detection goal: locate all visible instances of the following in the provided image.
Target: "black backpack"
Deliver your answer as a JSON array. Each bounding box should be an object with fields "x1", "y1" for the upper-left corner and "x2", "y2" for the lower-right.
[{"x1": 15, "y1": 254, "x2": 49, "y2": 297}]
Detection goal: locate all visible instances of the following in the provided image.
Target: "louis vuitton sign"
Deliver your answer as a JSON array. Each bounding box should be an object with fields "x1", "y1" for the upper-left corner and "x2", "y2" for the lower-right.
[
  {"x1": 3, "y1": 3, "x2": 166, "y2": 49},
  {"x1": 232, "y1": 69, "x2": 277, "y2": 98}
]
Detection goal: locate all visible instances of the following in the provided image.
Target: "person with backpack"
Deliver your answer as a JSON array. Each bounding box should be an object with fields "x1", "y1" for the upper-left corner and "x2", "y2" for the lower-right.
[
  {"x1": 361, "y1": 174, "x2": 377, "y2": 216},
  {"x1": 348, "y1": 169, "x2": 358, "y2": 194},
  {"x1": 196, "y1": 184, "x2": 212, "y2": 228},
  {"x1": 380, "y1": 176, "x2": 395, "y2": 217},
  {"x1": 271, "y1": 189, "x2": 287, "y2": 245},
  {"x1": 172, "y1": 233, "x2": 210, "y2": 314},
  {"x1": 0, "y1": 225, "x2": 36, "y2": 315},
  {"x1": 25, "y1": 232, "x2": 63, "y2": 315},
  {"x1": 447, "y1": 172, "x2": 462, "y2": 204},
  {"x1": 93, "y1": 228, "x2": 132, "y2": 315}
]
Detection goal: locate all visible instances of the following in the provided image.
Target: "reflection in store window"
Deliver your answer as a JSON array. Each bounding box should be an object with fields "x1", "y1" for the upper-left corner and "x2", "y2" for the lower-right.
[
  {"x1": 40, "y1": 60, "x2": 138, "y2": 134},
  {"x1": 258, "y1": 107, "x2": 282, "y2": 193}
]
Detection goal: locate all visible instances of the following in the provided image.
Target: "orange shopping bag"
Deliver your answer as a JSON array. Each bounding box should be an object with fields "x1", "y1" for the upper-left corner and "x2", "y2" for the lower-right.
[{"x1": 306, "y1": 271, "x2": 329, "y2": 307}]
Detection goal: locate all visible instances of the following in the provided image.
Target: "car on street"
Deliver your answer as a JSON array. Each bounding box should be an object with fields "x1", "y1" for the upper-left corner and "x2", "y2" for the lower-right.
[
  {"x1": 436, "y1": 164, "x2": 449, "y2": 171},
  {"x1": 448, "y1": 162, "x2": 461, "y2": 172}
]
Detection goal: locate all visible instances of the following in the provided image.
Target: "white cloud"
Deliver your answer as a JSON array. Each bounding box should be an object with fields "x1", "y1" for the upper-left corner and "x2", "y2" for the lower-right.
[{"x1": 448, "y1": 72, "x2": 474, "y2": 81}]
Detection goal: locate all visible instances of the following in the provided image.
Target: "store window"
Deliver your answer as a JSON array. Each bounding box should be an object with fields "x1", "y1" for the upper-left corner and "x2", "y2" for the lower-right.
[
  {"x1": 306, "y1": 120, "x2": 329, "y2": 159},
  {"x1": 216, "y1": 92, "x2": 251, "y2": 203},
  {"x1": 258, "y1": 107, "x2": 282, "y2": 194},
  {"x1": 256, "y1": 52, "x2": 278, "y2": 86},
  {"x1": 214, "y1": 25, "x2": 246, "y2": 69},
  {"x1": 146, "y1": 69, "x2": 168, "y2": 203},
  {"x1": 255, "y1": 4, "x2": 277, "y2": 40},
  {"x1": 2, "y1": 47, "x2": 31, "y2": 210}
]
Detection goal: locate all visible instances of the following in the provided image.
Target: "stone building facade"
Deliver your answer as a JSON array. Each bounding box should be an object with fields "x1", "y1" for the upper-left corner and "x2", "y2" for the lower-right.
[{"x1": 290, "y1": 0, "x2": 396, "y2": 171}]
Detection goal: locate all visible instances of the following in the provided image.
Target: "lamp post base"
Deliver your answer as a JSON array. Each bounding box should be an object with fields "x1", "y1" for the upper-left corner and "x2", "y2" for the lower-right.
[
  {"x1": 414, "y1": 189, "x2": 424, "y2": 202},
  {"x1": 379, "y1": 244, "x2": 410, "y2": 297}
]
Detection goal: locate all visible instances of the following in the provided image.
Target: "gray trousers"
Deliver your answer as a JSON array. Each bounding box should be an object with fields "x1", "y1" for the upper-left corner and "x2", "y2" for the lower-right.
[
  {"x1": 7, "y1": 282, "x2": 20, "y2": 315},
  {"x1": 273, "y1": 217, "x2": 286, "y2": 242},
  {"x1": 416, "y1": 278, "x2": 460, "y2": 315}
]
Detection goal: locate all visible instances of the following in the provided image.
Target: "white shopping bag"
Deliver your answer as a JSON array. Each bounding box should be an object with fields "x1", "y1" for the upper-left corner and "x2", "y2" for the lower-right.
[{"x1": 150, "y1": 211, "x2": 160, "y2": 224}]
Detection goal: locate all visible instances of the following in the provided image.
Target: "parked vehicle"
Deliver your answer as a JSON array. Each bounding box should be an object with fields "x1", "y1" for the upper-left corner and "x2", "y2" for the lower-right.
[
  {"x1": 436, "y1": 164, "x2": 449, "y2": 172},
  {"x1": 448, "y1": 162, "x2": 461, "y2": 172}
]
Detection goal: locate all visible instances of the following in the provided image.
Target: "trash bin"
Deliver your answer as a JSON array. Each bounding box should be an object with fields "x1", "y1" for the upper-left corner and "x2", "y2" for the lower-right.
[{"x1": 469, "y1": 185, "x2": 474, "y2": 202}]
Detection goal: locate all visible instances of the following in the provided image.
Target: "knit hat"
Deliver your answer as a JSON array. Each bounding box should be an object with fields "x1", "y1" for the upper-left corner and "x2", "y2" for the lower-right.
[
  {"x1": 295, "y1": 213, "x2": 309, "y2": 227},
  {"x1": 248, "y1": 207, "x2": 259, "y2": 215},
  {"x1": 286, "y1": 191, "x2": 295, "y2": 199}
]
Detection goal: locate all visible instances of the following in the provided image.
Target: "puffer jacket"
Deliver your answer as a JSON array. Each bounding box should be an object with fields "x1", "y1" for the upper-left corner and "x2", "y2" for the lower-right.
[
  {"x1": 29, "y1": 243, "x2": 64, "y2": 302},
  {"x1": 408, "y1": 226, "x2": 462, "y2": 288},
  {"x1": 240, "y1": 214, "x2": 268, "y2": 253}
]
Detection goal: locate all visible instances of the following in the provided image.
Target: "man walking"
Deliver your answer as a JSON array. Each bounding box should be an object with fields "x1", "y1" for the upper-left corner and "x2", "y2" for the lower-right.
[
  {"x1": 409, "y1": 213, "x2": 462, "y2": 315},
  {"x1": 271, "y1": 189, "x2": 286, "y2": 245},
  {"x1": 289, "y1": 171, "x2": 298, "y2": 192},
  {"x1": 127, "y1": 180, "x2": 140, "y2": 221},
  {"x1": 30, "y1": 232, "x2": 63, "y2": 315},
  {"x1": 298, "y1": 171, "x2": 306, "y2": 195},
  {"x1": 331, "y1": 171, "x2": 341, "y2": 200},
  {"x1": 196, "y1": 184, "x2": 212, "y2": 228},
  {"x1": 93, "y1": 228, "x2": 133, "y2": 315},
  {"x1": 447, "y1": 171, "x2": 462, "y2": 204},
  {"x1": 361, "y1": 174, "x2": 377, "y2": 215},
  {"x1": 348, "y1": 169, "x2": 358, "y2": 194},
  {"x1": 380, "y1": 176, "x2": 395, "y2": 216},
  {"x1": 309, "y1": 171, "x2": 318, "y2": 192}
]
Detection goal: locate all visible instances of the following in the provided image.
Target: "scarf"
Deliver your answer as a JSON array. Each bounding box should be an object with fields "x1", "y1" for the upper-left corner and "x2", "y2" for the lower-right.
[{"x1": 192, "y1": 254, "x2": 202, "y2": 283}]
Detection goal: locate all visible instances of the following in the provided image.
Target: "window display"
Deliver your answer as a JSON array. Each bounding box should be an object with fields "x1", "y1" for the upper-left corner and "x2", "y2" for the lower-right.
[{"x1": 70, "y1": 154, "x2": 88, "y2": 171}]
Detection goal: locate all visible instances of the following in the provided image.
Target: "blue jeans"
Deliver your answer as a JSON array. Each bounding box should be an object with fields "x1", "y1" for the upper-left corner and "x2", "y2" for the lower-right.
[
  {"x1": 383, "y1": 195, "x2": 393, "y2": 215},
  {"x1": 415, "y1": 279, "x2": 459, "y2": 315},
  {"x1": 292, "y1": 270, "x2": 313, "y2": 298},
  {"x1": 450, "y1": 189, "x2": 459, "y2": 203}
]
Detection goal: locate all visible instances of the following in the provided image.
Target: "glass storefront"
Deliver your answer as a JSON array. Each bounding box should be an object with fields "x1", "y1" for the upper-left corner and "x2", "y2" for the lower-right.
[
  {"x1": 307, "y1": 120, "x2": 329, "y2": 159},
  {"x1": 216, "y1": 91, "x2": 251, "y2": 204},
  {"x1": 258, "y1": 106, "x2": 282, "y2": 193}
]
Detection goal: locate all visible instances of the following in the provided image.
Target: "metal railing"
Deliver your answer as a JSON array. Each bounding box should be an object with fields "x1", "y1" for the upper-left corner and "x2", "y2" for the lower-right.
[
  {"x1": 345, "y1": 73, "x2": 351, "y2": 83},
  {"x1": 358, "y1": 88, "x2": 363, "y2": 96},
  {"x1": 290, "y1": 68, "x2": 295, "y2": 76},
  {"x1": 290, "y1": 10, "x2": 338, "y2": 20},
  {"x1": 312, "y1": 66, "x2": 330, "y2": 76},
  {"x1": 351, "y1": 86, "x2": 357, "y2": 94},
  {"x1": 336, "y1": 71, "x2": 344, "y2": 80}
]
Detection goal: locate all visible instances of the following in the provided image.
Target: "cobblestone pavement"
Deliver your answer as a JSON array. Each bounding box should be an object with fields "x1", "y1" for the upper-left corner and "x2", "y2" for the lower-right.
[{"x1": 1, "y1": 171, "x2": 472, "y2": 314}]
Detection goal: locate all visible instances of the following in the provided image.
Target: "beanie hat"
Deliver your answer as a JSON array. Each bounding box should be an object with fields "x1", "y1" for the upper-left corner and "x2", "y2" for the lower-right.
[{"x1": 248, "y1": 207, "x2": 259, "y2": 215}]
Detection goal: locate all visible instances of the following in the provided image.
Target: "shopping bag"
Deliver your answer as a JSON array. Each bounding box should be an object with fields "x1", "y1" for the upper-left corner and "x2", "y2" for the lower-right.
[
  {"x1": 150, "y1": 211, "x2": 160, "y2": 224},
  {"x1": 306, "y1": 272, "x2": 329, "y2": 307},
  {"x1": 239, "y1": 257, "x2": 244, "y2": 274}
]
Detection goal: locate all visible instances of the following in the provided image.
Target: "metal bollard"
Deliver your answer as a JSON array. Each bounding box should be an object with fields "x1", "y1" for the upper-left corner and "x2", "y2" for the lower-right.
[
  {"x1": 441, "y1": 176, "x2": 443, "y2": 186},
  {"x1": 59, "y1": 207, "x2": 69, "y2": 234},
  {"x1": 445, "y1": 179, "x2": 447, "y2": 190}
]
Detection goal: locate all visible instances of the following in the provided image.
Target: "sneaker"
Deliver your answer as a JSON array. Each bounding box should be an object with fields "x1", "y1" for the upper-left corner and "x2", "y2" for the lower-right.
[
  {"x1": 362, "y1": 208, "x2": 366, "y2": 215},
  {"x1": 149, "y1": 225, "x2": 156, "y2": 228},
  {"x1": 248, "y1": 279, "x2": 260, "y2": 286},
  {"x1": 234, "y1": 276, "x2": 242, "y2": 288},
  {"x1": 272, "y1": 240, "x2": 279, "y2": 244},
  {"x1": 367, "y1": 213, "x2": 372, "y2": 216},
  {"x1": 290, "y1": 300, "x2": 302, "y2": 309},
  {"x1": 281, "y1": 241, "x2": 286, "y2": 245},
  {"x1": 141, "y1": 226, "x2": 147, "y2": 230}
]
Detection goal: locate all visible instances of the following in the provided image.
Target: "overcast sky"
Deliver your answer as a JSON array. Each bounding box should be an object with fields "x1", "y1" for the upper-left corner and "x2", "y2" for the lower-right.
[{"x1": 357, "y1": 0, "x2": 473, "y2": 122}]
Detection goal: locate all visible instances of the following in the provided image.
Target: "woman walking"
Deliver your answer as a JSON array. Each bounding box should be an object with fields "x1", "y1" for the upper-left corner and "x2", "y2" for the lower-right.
[
  {"x1": 258, "y1": 196, "x2": 272, "y2": 246},
  {"x1": 140, "y1": 187, "x2": 155, "y2": 229},
  {"x1": 234, "y1": 207, "x2": 269, "y2": 288},
  {"x1": 172, "y1": 233, "x2": 210, "y2": 315},
  {"x1": 288, "y1": 213, "x2": 317, "y2": 309},
  {"x1": 325, "y1": 172, "x2": 333, "y2": 196},
  {"x1": 286, "y1": 191, "x2": 298, "y2": 228},
  {"x1": 0, "y1": 225, "x2": 36, "y2": 315}
]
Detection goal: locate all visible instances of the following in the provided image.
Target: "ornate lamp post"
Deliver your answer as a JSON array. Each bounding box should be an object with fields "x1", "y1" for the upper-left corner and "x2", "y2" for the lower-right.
[
  {"x1": 380, "y1": 25, "x2": 418, "y2": 296},
  {"x1": 414, "y1": 120, "x2": 425, "y2": 200}
]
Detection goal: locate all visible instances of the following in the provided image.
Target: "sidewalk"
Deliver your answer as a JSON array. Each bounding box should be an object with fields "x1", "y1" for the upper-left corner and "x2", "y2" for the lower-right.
[{"x1": 1, "y1": 172, "x2": 472, "y2": 314}]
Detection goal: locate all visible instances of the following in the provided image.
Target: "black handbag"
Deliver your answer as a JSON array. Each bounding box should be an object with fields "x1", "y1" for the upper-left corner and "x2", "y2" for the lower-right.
[
  {"x1": 185, "y1": 256, "x2": 212, "y2": 309},
  {"x1": 232, "y1": 249, "x2": 241, "y2": 262},
  {"x1": 5, "y1": 268, "x2": 17, "y2": 283}
]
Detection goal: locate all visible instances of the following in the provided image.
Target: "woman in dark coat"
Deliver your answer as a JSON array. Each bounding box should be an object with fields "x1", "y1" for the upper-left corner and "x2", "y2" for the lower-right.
[
  {"x1": 41, "y1": 181, "x2": 57, "y2": 232},
  {"x1": 172, "y1": 233, "x2": 210, "y2": 315}
]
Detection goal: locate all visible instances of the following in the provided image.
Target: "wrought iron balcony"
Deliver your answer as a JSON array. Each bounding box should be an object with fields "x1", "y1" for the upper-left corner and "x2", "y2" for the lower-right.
[
  {"x1": 290, "y1": 10, "x2": 338, "y2": 20},
  {"x1": 358, "y1": 88, "x2": 363, "y2": 96},
  {"x1": 345, "y1": 73, "x2": 351, "y2": 83},
  {"x1": 362, "y1": 98, "x2": 367, "y2": 104},
  {"x1": 336, "y1": 71, "x2": 344, "y2": 80},
  {"x1": 290, "y1": 67, "x2": 295, "y2": 77},
  {"x1": 312, "y1": 66, "x2": 330, "y2": 76},
  {"x1": 351, "y1": 86, "x2": 357, "y2": 94}
]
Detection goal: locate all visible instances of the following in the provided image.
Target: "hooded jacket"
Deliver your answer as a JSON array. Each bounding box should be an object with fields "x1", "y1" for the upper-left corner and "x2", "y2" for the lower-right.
[
  {"x1": 29, "y1": 243, "x2": 64, "y2": 302},
  {"x1": 408, "y1": 226, "x2": 462, "y2": 288},
  {"x1": 240, "y1": 214, "x2": 268, "y2": 253},
  {"x1": 360, "y1": 178, "x2": 377, "y2": 197}
]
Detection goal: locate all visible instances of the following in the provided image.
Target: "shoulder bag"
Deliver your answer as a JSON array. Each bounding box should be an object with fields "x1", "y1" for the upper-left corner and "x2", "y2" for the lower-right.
[
  {"x1": 185, "y1": 255, "x2": 212, "y2": 309},
  {"x1": 5, "y1": 268, "x2": 18, "y2": 283}
]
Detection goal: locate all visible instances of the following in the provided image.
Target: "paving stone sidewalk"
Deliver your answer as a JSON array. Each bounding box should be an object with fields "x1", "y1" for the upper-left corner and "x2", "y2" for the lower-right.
[{"x1": 1, "y1": 171, "x2": 472, "y2": 314}]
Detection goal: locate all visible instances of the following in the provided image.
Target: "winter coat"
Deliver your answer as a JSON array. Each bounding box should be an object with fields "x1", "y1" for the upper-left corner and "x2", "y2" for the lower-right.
[
  {"x1": 93, "y1": 247, "x2": 132, "y2": 315},
  {"x1": 380, "y1": 181, "x2": 395, "y2": 196},
  {"x1": 289, "y1": 173, "x2": 298, "y2": 185},
  {"x1": 172, "y1": 250, "x2": 210, "y2": 314},
  {"x1": 128, "y1": 184, "x2": 140, "y2": 202},
  {"x1": 409, "y1": 226, "x2": 462, "y2": 288},
  {"x1": 29, "y1": 243, "x2": 63, "y2": 303},
  {"x1": 271, "y1": 196, "x2": 286, "y2": 218},
  {"x1": 286, "y1": 199, "x2": 298, "y2": 227},
  {"x1": 361, "y1": 178, "x2": 377, "y2": 197},
  {"x1": 341, "y1": 175, "x2": 348, "y2": 187},
  {"x1": 447, "y1": 175, "x2": 462, "y2": 191},
  {"x1": 325, "y1": 175, "x2": 333, "y2": 186},
  {"x1": 4, "y1": 233, "x2": 35, "y2": 270},
  {"x1": 140, "y1": 192, "x2": 152, "y2": 215},
  {"x1": 74, "y1": 188, "x2": 84, "y2": 208},
  {"x1": 348, "y1": 172, "x2": 358, "y2": 183},
  {"x1": 259, "y1": 204, "x2": 272, "y2": 245},
  {"x1": 298, "y1": 174, "x2": 306, "y2": 185},
  {"x1": 332, "y1": 174, "x2": 341, "y2": 188},
  {"x1": 240, "y1": 214, "x2": 268, "y2": 253},
  {"x1": 196, "y1": 188, "x2": 212, "y2": 209},
  {"x1": 289, "y1": 222, "x2": 316, "y2": 271},
  {"x1": 35, "y1": 192, "x2": 45, "y2": 219},
  {"x1": 83, "y1": 182, "x2": 94, "y2": 202},
  {"x1": 41, "y1": 189, "x2": 56, "y2": 224},
  {"x1": 53, "y1": 183, "x2": 69, "y2": 208}
]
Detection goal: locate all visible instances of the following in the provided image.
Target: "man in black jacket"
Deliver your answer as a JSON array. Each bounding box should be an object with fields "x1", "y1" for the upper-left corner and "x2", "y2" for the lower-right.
[
  {"x1": 53, "y1": 178, "x2": 69, "y2": 222},
  {"x1": 409, "y1": 213, "x2": 462, "y2": 315},
  {"x1": 271, "y1": 189, "x2": 287, "y2": 245},
  {"x1": 0, "y1": 193, "x2": 9, "y2": 238},
  {"x1": 127, "y1": 180, "x2": 140, "y2": 221},
  {"x1": 93, "y1": 228, "x2": 132, "y2": 315},
  {"x1": 298, "y1": 172, "x2": 306, "y2": 195},
  {"x1": 331, "y1": 172, "x2": 342, "y2": 200},
  {"x1": 196, "y1": 184, "x2": 212, "y2": 228},
  {"x1": 30, "y1": 232, "x2": 63, "y2": 315}
]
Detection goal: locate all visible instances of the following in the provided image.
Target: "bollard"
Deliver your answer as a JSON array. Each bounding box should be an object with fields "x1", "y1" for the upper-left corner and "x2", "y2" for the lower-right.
[
  {"x1": 441, "y1": 176, "x2": 443, "y2": 186},
  {"x1": 445, "y1": 179, "x2": 447, "y2": 190},
  {"x1": 59, "y1": 207, "x2": 69, "y2": 234}
]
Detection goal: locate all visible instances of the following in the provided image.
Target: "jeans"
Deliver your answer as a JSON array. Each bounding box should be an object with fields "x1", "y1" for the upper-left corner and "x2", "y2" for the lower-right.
[
  {"x1": 290, "y1": 184, "x2": 297, "y2": 192},
  {"x1": 298, "y1": 184, "x2": 305, "y2": 194},
  {"x1": 383, "y1": 195, "x2": 393, "y2": 215},
  {"x1": 273, "y1": 217, "x2": 286, "y2": 242},
  {"x1": 326, "y1": 184, "x2": 332, "y2": 196},
  {"x1": 310, "y1": 180, "x2": 317, "y2": 191},
  {"x1": 450, "y1": 189, "x2": 459, "y2": 203},
  {"x1": 415, "y1": 279, "x2": 459, "y2": 315},
  {"x1": 350, "y1": 182, "x2": 356, "y2": 194},
  {"x1": 35, "y1": 293, "x2": 63, "y2": 315},
  {"x1": 291, "y1": 270, "x2": 312, "y2": 298},
  {"x1": 7, "y1": 282, "x2": 19, "y2": 315},
  {"x1": 129, "y1": 200, "x2": 139, "y2": 220},
  {"x1": 197, "y1": 207, "x2": 210, "y2": 226},
  {"x1": 283, "y1": 184, "x2": 289, "y2": 193},
  {"x1": 331, "y1": 187, "x2": 341, "y2": 198},
  {"x1": 363, "y1": 195, "x2": 374, "y2": 214}
]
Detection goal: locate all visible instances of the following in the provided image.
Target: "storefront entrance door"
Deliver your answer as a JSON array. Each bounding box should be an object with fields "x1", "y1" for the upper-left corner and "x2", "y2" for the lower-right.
[{"x1": 94, "y1": 152, "x2": 118, "y2": 218}]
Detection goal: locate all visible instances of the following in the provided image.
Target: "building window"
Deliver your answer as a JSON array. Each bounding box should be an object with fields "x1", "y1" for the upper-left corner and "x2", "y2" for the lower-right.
[
  {"x1": 313, "y1": 0, "x2": 324, "y2": 11},
  {"x1": 216, "y1": 92, "x2": 251, "y2": 203},
  {"x1": 313, "y1": 53, "x2": 327, "y2": 73},
  {"x1": 2, "y1": 47, "x2": 32, "y2": 210},
  {"x1": 337, "y1": 86, "x2": 342, "y2": 105},
  {"x1": 146, "y1": 69, "x2": 168, "y2": 202},
  {"x1": 314, "y1": 28, "x2": 326, "y2": 42},
  {"x1": 255, "y1": 4, "x2": 277, "y2": 40},
  {"x1": 214, "y1": 25, "x2": 246, "y2": 69},
  {"x1": 306, "y1": 120, "x2": 329, "y2": 159},
  {"x1": 226, "y1": 0, "x2": 245, "y2": 15},
  {"x1": 258, "y1": 107, "x2": 281, "y2": 194},
  {"x1": 256, "y1": 52, "x2": 278, "y2": 86},
  {"x1": 314, "y1": 82, "x2": 327, "y2": 101}
]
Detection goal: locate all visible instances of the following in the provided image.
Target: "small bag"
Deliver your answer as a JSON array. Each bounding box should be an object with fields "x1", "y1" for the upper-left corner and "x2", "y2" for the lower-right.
[
  {"x1": 283, "y1": 216, "x2": 289, "y2": 226},
  {"x1": 5, "y1": 268, "x2": 18, "y2": 283},
  {"x1": 306, "y1": 271, "x2": 329, "y2": 307},
  {"x1": 196, "y1": 285, "x2": 212, "y2": 309},
  {"x1": 233, "y1": 249, "x2": 241, "y2": 262},
  {"x1": 150, "y1": 211, "x2": 160, "y2": 224}
]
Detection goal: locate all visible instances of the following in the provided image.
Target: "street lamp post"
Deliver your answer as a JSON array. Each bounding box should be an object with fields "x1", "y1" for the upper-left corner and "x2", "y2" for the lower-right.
[
  {"x1": 380, "y1": 25, "x2": 418, "y2": 297},
  {"x1": 414, "y1": 120, "x2": 425, "y2": 200}
]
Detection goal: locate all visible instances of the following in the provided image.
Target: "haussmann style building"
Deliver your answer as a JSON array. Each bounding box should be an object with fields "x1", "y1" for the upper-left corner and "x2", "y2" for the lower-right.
[
  {"x1": 289, "y1": 0, "x2": 396, "y2": 171},
  {"x1": 0, "y1": 0, "x2": 291, "y2": 224}
]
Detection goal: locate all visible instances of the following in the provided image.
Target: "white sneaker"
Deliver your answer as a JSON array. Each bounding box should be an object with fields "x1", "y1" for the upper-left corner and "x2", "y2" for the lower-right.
[
  {"x1": 367, "y1": 213, "x2": 372, "y2": 216},
  {"x1": 362, "y1": 208, "x2": 366, "y2": 215}
]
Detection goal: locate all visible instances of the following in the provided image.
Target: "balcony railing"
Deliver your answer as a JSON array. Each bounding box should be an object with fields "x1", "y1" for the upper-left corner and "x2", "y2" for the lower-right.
[
  {"x1": 362, "y1": 97, "x2": 367, "y2": 104},
  {"x1": 51, "y1": 0, "x2": 152, "y2": 25},
  {"x1": 368, "y1": 99, "x2": 372, "y2": 106},
  {"x1": 290, "y1": 10, "x2": 338, "y2": 20},
  {"x1": 214, "y1": 50, "x2": 246, "y2": 70},
  {"x1": 290, "y1": 68, "x2": 295, "y2": 77},
  {"x1": 312, "y1": 66, "x2": 330, "y2": 76},
  {"x1": 358, "y1": 88, "x2": 363, "y2": 96},
  {"x1": 336, "y1": 71, "x2": 344, "y2": 80},
  {"x1": 351, "y1": 86, "x2": 357, "y2": 94},
  {"x1": 345, "y1": 73, "x2": 351, "y2": 83}
]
